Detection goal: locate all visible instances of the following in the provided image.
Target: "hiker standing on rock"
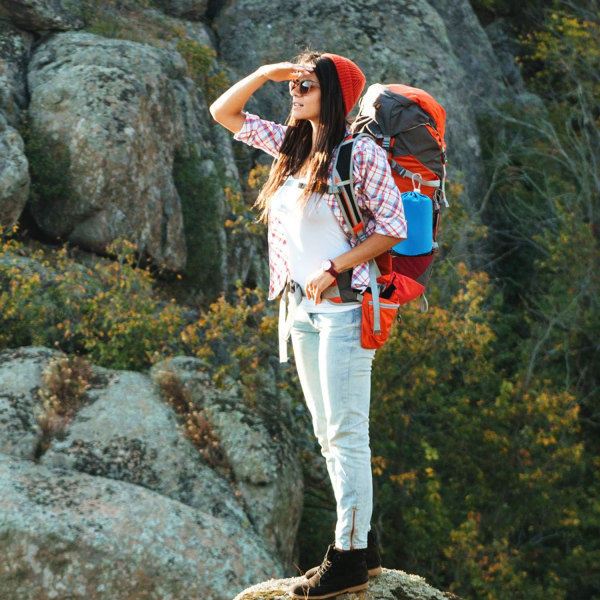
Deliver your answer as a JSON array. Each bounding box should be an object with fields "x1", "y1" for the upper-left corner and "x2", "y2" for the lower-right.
[{"x1": 210, "y1": 51, "x2": 406, "y2": 599}]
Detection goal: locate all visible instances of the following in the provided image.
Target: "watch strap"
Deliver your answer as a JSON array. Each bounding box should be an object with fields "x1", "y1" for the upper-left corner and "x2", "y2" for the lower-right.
[{"x1": 323, "y1": 260, "x2": 340, "y2": 278}]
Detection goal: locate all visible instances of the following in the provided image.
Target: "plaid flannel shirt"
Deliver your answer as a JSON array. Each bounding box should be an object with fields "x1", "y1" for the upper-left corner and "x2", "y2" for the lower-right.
[{"x1": 234, "y1": 112, "x2": 407, "y2": 300}]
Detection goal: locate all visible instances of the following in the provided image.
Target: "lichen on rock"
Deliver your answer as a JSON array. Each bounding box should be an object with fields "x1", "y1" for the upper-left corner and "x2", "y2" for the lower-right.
[
  {"x1": 233, "y1": 569, "x2": 462, "y2": 600},
  {"x1": 0, "y1": 452, "x2": 283, "y2": 600},
  {"x1": 26, "y1": 32, "x2": 191, "y2": 270}
]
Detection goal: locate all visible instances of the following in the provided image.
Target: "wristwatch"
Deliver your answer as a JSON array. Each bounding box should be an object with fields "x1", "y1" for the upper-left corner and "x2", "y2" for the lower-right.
[{"x1": 321, "y1": 259, "x2": 340, "y2": 278}]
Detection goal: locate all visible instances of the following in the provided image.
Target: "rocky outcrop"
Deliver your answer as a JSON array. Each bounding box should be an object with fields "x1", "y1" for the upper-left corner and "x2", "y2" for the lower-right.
[
  {"x1": 26, "y1": 32, "x2": 193, "y2": 270},
  {"x1": 0, "y1": 346, "x2": 303, "y2": 597},
  {"x1": 427, "y1": 0, "x2": 507, "y2": 110},
  {"x1": 2, "y1": 0, "x2": 516, "y2": 287},
  {"x1": 0, "y1": 0, "x2": 84, "y2": 31},
  {"x1": 23, "y1": 27, "x2": 237, "y2": 291},
  {"x1": 0, "y1": 113, "x2": 29, "y2": 228},
  {"x1": 234, "y1": 569, "x2": 461, "y2": 600},
  {"x1": 0, "y1": 346, "x2": 61, "y2": 459},
  {"x1": 41, "y1": 368, "x2": 252, "y2": 528},
  {"x1": 0, "y1": 20, "x2": 32, "y2": 127},
  {"x1": 150, "y1": 356, "x2": 304, "y2": 568},
  {"x1": 0, "y1": 346, "x2": 303, "y2": 569},
  {"x1": 152, "y1": 0, "x2": 209, "y2": 21},
  {"x1": 0, "y1": 452, "x2": 281, "y2": 600},
  {"x1": 0, "y1": 21, "x2": 31, "y2": 227}
]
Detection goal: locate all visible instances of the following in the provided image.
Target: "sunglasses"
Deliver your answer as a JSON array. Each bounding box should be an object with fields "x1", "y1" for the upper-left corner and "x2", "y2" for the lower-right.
[{"x1": 289, "y1": 79, "x2": 320, "y2": 95}]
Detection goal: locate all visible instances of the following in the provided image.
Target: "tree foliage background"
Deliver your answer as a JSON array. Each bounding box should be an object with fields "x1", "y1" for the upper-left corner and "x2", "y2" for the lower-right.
[
  {"x1": 299, "y1": 2, "x2": 598, "y2": 599},
  {"x1": 355, "y1": 1, "x2": 599, "y2": 598}
]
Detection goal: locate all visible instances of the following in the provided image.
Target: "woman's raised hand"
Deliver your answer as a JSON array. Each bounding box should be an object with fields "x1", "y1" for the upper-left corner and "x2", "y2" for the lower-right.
[
  {"x1": 210, "y1": 61, "x2": 313, "y2": 134},
  {"x1": 256, "y1": 62, "x2": 314, "y2": 82}
]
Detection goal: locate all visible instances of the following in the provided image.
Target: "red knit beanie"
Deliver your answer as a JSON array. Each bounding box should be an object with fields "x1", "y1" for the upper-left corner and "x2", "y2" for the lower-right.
[{"x1": 322, "y1": 53, "x2": 366, "y2": 115}]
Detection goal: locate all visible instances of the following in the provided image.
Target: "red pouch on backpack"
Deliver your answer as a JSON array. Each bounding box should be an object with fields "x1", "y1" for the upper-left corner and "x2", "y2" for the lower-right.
[
  {"x1": 361, "y1": 292, "x2": 401, "y2": 349},
  {"x1": 360, "y1": 272, "x2": 425, "y2": 349}
]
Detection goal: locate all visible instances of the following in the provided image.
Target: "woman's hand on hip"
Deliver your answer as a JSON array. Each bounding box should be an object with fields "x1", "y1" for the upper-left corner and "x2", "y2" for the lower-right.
[
  {"x1": 305, "y1": 269, "x2": 335, "y2": 305},
  {"x1": 257, "y1": 62, "x2": 314, "y2": 82}
]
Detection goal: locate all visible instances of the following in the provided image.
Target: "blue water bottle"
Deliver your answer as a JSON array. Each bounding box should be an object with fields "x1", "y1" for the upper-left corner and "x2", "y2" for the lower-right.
[{"x1": 393, "y1": 178, "x2": 433, "y2": 256}]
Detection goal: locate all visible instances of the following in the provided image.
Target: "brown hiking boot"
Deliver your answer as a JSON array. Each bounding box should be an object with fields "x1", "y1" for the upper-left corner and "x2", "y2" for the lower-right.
[
  {"x1": 303, "y1": 529, "x2": 382, "y2": 579},
  {"x1": 290, "y1": 545, "x2": 368, "y2": 599}
]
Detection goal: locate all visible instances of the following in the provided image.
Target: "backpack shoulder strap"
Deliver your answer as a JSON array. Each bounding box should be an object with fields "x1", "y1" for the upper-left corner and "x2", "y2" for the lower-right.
[
  {"x1": 330, "y1": 134, "x2": 382, "y2": 333},
  {"x1": 330, "y1": 134, "x2": 368, "y2": 242}
]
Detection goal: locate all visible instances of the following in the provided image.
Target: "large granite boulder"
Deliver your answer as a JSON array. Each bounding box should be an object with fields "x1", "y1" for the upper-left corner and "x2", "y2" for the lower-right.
[
  {"x1": 0, "y1": 113, "x2": 29, "y2": 228},
  {"x1": 0, "y1": 20, "x2": 32, "y2": 127},
  {"x1": 214, "y1": 0, "x2": 509, "y2": 208},
  {"x1": 41, "y1": 369, "x2": 253, "y2": 528},
  {"x1": 0, "y1": 346, "x2": 63, "y2": 459},
  {"x1": 0, "y1": 347, "x2": 302, "y2": 573},
  {"x1": 0, "y1": 452, "x2": 282, "y2": 600},
  {"x1": 234, "y1": 568, "x2": 461, "y2": 600},
  {"x1": 0, "y1": 22, "x2": 32, "y2": 227},
  {"x1": 26, "y1": 32, "x2": 194, "y2": 270},
  {"x1": 0, "y1": 0, "x2": 84, "y2": 31},
  {"x1": 151, "y1": 356, "x2": 304, "y2": 569},
  {"x1": 0, "y1": 346, "x2": 305, "y2": 596},
  {"x1": 153, "y1": 0, "x2": 209, "y2": 21},
  {"x1": 427, "y1": 0, "x2": 507, "y2": 111}
]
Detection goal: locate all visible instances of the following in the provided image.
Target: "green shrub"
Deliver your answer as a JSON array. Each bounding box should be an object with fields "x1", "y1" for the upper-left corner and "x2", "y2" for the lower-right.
[
  {"x1": 0, "y1": 230, "x2": 290, "y2": 408},
  {"x1": 82, "y1": 1, "x2": 173, "y2": 44},
  {"x1": 193, "y1": 283, "x2": 295, "y2": 409},
  {"x1": 22, "y1": 123, "x2": 73, "y2": 215},
  {"x1": 173, "y1": 149, "x2": 226, "y2": 302},
  {"x1": 367, "y1": 265, "x2": 586, "y2": 600},
  {"x1": 175, "y1": 39, "x2": 230, "y2": 103},
  {"x1": 0, "y1": 233, "x2": 190, "y2": 370}
]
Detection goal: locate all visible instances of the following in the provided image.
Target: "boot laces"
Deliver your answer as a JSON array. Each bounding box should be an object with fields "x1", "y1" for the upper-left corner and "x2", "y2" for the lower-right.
[{"x1": 314, "y1": 558, "x2": 332, "y2": 581}]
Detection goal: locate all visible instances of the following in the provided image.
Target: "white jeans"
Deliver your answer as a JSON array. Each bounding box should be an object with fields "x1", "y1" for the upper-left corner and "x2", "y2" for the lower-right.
[{"x1": 291, "y1": 306, "x2": 376, "y2": 550}]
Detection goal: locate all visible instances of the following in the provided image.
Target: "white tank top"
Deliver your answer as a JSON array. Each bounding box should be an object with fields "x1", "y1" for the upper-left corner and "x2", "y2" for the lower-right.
[{"x1": 270, "y1": 177, "x2": 359, "y2": 313}]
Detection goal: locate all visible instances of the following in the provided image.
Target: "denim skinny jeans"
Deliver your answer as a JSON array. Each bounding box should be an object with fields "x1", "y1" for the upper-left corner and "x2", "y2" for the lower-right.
[{"x1": 291, "y1": 306, "x2": 376, "y2": 550}]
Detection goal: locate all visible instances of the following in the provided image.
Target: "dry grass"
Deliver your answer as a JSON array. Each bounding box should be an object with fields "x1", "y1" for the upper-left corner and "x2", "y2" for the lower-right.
[
  {"x1": 41, "y1": 356, "x2": 93, "y2": 417},
  {"x1": 155, "y1": 367, "x2": 229, "y2": 471},
  {"x1": 35, "y1": 356, "x2": 93, "y2": 456}
]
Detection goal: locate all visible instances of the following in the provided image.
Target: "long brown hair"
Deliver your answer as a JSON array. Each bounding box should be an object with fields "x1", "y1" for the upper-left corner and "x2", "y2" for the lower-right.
[{"x1": 255, "y1": 51, "x2": 347, "y2": 221}]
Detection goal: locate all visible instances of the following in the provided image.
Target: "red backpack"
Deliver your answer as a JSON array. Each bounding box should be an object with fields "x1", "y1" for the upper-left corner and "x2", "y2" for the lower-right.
[{"x1": 332, "y1": 83, "x2": 448, "y2": 312}]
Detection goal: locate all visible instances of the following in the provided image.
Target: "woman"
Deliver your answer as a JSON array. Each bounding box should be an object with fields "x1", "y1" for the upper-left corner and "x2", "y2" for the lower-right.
[{"x1": 210, "y1": 51, "x2": 406, "y2": 599}]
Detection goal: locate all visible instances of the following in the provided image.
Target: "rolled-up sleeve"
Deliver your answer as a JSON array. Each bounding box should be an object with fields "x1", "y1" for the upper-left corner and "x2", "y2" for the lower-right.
[
  {"x1": 233, "y1": 112, "x2": 287, "y2": 158},
  {"x1": 352, "y1": 137, "x2": 407, "y2": 240}
]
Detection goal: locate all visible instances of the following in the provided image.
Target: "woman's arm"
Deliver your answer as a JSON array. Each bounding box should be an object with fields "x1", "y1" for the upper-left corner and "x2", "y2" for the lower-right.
[
  {"x1": 209, "y1": 62, "x2": 314, "y2": 134},
  {"x1": 331, "y1": 233, "x2": 400, "y2": 273},
  {"x1": 305, "y1": 233, "x2": 401, "y2": 304},
  {"x1": 307, "y1": 140, "x2": 406, "y2": 304}
]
